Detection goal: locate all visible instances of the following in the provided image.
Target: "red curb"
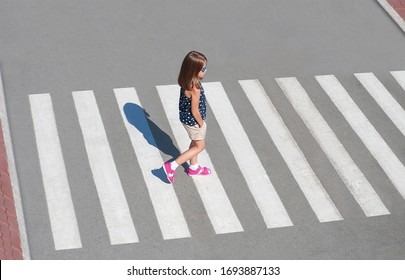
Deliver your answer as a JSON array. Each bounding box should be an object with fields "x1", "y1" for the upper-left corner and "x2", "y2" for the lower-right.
[
  {"x1": 2, "y1": 181, "x2": 14, "y2": 199},
  {"x1": 10, "y1": 229, "x2": 22, "y2": 248},
  {"x1": 0, "y1": 223, "x2": 9, "y2": 237},
  {"x1": 388, "y1": 0, "x2": 405, "y2": 20},
  {"x1": 397, "y1": 10, "x2": 405, "y2": 19},
  {"x1": 387, "y1": 0, "x2": 405, "y2": 8},
  {"x1": 0, "y1": 211, "x2": 8, "y2": 224},
  {"x1": 4, "y1": 197, "x2": 16, "y2": 216},
  {"x1": 0, "y1": 248, "x2": 6, "y2": 259},
  {"x1": 12, "y1": 249, "x2": 23, "y2": 259},
  {"x1": 8, "y1": 215, "x2": 19, "y2": 231},
  {"x1": 0, "y1": 119, "x2": 23, "y2": 260},
  {"x1": 3, "y1": 239, "x2": 13, "y2": 254},
  {"x1": 0, "y1": 196, "x2": 6, "y2": 210}
]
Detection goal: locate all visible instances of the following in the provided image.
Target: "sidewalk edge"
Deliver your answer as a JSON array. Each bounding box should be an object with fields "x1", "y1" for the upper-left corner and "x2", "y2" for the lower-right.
[
  {"x1": 0, "y1": 69, "x2": 31, "y2": 259},
  {"x1": 377, "y1": 0, "x2": 405, "y2": 33}
]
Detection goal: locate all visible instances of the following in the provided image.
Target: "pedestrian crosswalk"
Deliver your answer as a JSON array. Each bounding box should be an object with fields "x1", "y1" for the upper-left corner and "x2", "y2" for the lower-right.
[
  {"x1": 239, "y1": 79, "x2": 342, "y2": 223},
  {"x1": 391, "y1": 71, "x2": 405, "y2": 92},
  {"x1": 29, "y1": 71, "x2": 405, "y2": 250},
  {"x1": 203, "y1": 82, "x2": 293, "y2": 229},
  {"x1": 157, "y1": 85, "x2": 244, "y2": 235},
  {"x1": 29, "y1": 94, "x2": 82, "y2": 250},
  {"x1": 114, "y1": 87, "x2": 190, "y2": 240},
  {"x1": 276, "y1": 77, "x2": 389, "y2": 217},
  {"x1": 355, "y1": 73, "x2": 405, "y2": 138},
  {"x1": 73, "y1": 90, "x2": 138, "y2": 246},
  {"x1": 316, "y1": 75, "x2": 405, "y2": 201}
]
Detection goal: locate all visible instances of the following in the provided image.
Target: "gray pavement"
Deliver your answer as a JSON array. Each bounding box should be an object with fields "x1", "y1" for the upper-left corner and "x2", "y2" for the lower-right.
[{"x1": 1, "y1": 0, "x2": 405, "y2": 259}]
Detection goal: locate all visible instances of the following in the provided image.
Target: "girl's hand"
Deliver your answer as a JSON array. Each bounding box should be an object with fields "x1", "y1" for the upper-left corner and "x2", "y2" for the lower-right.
[{"x1": 191, "y1": 87, "x2": 204, "y2": 128}]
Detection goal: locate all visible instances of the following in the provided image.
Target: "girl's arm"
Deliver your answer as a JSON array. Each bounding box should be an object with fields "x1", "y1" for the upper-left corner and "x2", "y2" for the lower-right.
[{"x1": 190, "y1": 87, "x2": 204, "y2": 128}]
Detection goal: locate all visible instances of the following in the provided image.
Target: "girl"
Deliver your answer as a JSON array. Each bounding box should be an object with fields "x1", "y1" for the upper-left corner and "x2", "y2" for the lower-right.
[{"x1": 163, "y1": 51, "x2": 211, "y2": 183}]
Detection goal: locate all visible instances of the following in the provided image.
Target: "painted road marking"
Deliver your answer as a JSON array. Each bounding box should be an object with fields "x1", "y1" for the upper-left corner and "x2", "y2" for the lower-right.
[
  {"x1": 29, "y1": 94, "x2": 82, "y2": 250},
  {"x1": 73, "y1": 90, "x2": 138, "y2": 245},
  {"x1": 203, "y1": 82, "x2": 293, "y2": 228},
  {"x1": 355, "y1": 73, "x2": 405, "y2": 137},
  {"x1": 239, "y1": 79, "x2": 343, "y2": 223},
  {"x1": 391, "y1": 70, "x2": 405, "y2": 92},
  {"x1": 316, "y1": 75, "x2": 405, "y2": 201},
  {"x1": 276, "y1": 77, "x2": 389, "y2": 217},
  {"x1": 157, "y1": 85, "x2": 244, "y2": 234},
  {"x1": 114, "y1": 87, "x2": 191, "y2": 240}
]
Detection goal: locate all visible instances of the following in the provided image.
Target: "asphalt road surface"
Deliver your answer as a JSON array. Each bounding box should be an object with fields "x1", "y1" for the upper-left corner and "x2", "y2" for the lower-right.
[{"x1": 0, "y1": 0, "x2": 405, "y2": 259}]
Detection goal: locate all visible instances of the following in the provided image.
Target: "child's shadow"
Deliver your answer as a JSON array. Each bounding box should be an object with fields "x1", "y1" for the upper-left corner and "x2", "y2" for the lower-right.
[{"x1": 123, "y1": 103, "x2": 188, "y2": 183}]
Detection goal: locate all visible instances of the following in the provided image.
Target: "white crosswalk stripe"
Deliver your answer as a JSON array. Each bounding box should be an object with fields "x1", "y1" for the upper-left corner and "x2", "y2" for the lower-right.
[
  {"x1": 391, "y1": 71, "x2": 405, "y2": 92},
  {"x1": 73, "y1": 90, "x2": 139, "y2": 245},
  {"x1": 30, "y1": 69, "x2": 405, "y2": 250},
  {"x1": 157, "y1": 85, "x2": 244, "y2": 235},
  {"x1": 114, "y1": 87, "x2": 191, "y2": 240},
  {"x1": 316, "y1": 75, "x2": 405, "y2": 201},
  {"x1": 203, "y1": 82, "x2": 293, "y2": 229},
  {"x1": 239, "y1": 79, "x2": 343, "y2": 223},
  {"x1": 276, "y1": 77, "x2": 389, "y2": 217},
  {"x1": 355, "y1": 72, "x2": 405, "y2": 137},
  {"x1": 29, "y1": 94, "x2": 82, "y2": 250}
]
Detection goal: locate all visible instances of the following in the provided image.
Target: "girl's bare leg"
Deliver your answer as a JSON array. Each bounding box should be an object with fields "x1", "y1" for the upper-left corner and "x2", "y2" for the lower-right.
[
  {"x1": 189, "y1": 141, "x2": 199, "y2": 165},
  {"x1": 175, "y1": 140, "x2": 205, "y2": 166}
]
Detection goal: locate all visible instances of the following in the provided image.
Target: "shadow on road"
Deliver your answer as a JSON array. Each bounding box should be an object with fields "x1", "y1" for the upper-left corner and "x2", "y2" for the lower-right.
[{"x1": 123, "y1": 103, "x2": 188, "y2": 183}]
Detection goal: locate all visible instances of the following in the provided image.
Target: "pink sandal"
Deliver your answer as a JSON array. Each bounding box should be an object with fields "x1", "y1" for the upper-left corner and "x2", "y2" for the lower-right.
[
  {"x1": 187, "y1": 165, "x2": 212, "y2": 176},
  {"x1": 163, "y1": 162, "x2": 176, "y2": 183}
]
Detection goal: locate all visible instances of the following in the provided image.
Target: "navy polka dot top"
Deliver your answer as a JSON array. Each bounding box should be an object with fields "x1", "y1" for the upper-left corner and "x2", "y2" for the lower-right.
[{"x1": 179, "y1": 84, "x2": 207, "y2": 126}]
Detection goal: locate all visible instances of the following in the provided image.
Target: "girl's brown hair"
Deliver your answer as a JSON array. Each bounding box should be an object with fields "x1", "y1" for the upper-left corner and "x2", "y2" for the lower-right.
[{"x1": 178, "y1": 51, "x2": 207, "y2": 90}]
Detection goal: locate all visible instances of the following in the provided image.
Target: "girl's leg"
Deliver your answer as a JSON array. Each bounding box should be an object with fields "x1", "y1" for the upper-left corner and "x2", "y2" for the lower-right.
[
  {"x1": 174, "y1": 139, "x2": 205, "y2": 166},
  {"x1": 189, "y1": 140, "x2": 198, "y2": 166}
]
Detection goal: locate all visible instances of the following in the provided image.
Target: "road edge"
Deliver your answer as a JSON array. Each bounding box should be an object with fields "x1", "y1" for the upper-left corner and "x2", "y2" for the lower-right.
[
  {"x1": 377, "y1": 0, "x2": 405, "y2": 33},
  {"x1": 0, "y1": 69, "x2": 31, "y2": 259}
]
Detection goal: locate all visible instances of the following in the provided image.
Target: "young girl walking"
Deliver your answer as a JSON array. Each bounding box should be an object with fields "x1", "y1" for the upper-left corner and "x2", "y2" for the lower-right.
[{"x1": 163, "y1": 51, "x2": 211, "y2": 183}]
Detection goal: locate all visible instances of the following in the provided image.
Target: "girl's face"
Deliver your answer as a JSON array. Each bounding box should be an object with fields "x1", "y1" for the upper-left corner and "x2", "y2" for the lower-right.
[{"x1": 198, "y1": 61, "x2": 207, "y2": 79}]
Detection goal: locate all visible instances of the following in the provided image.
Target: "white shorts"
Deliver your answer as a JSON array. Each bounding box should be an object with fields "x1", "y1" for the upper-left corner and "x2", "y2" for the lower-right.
[{"x1": 182, "y1": 121, "x2": 207, "y2": 141}]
